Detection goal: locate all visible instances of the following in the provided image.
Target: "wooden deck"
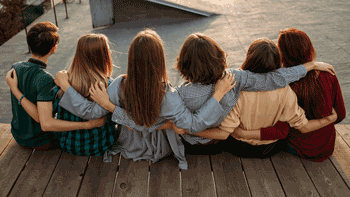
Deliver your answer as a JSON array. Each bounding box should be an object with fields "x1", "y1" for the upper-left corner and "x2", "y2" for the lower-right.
[{"x1": 1, "y1": 124, "x2": 350, "y2": 197}]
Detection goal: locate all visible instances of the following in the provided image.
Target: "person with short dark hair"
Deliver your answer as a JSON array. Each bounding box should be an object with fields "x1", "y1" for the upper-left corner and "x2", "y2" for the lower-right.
[{"x1": 6, "y1": 22, "x2": 105, "y2": 151}]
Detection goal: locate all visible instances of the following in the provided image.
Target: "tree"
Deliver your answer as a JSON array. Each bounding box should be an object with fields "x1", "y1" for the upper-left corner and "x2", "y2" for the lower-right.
[{"x1": 0, "y1": 0, "x2": 26, "y2": 46}]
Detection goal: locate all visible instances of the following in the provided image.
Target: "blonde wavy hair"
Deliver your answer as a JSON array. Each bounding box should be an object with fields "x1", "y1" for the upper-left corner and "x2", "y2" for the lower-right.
[{"x1": 56, "y1": 33, "x2": 113, "y2": 99}]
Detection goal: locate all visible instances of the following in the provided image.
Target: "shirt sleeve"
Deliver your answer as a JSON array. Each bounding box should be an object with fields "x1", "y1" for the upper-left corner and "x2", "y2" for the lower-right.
[
  {"x1": 331, "y1": 74, "x2": 346, "y2": 124},
  {"x1": 279, "y1": 86, "x2": 308, "y2": 129},
  {"x1": 58, "y1": 77, "x2": 122, "y2": 120},
  {"x1": 36, "y1": 73, "x2": 55, "y2": 101},
  {"x1": 111, "y1": 86, "x2": 225, "y2": 134},
  {"x1": 218, "y1": 106, "x2": 240, "y2": 133},
  {"x1": 229, "y1": 64, "x2": 307, "y2": 92},
  {"x1": 261, "y1": 121, "x2": 290, "y2": 140}
]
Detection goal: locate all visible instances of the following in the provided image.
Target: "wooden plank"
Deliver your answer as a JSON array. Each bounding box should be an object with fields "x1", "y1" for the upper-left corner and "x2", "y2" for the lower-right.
[
  {"x1": 0, "y1": 139, "x2": 33, "y2": 197},
  {"x1": 301, "y1": 158, "x2": 350, "y2": 197},
  {"x1": 328, "y1": 131, "x2": 350, "y2": 189},
  {"x1": 42, "y1": 152, "x2": 90, "y2": 197},
  {"x1": 335, "y1": 125, "x2": 350, "y2": 147},
  {"x1": 149, "y1": 156, "x2": 181, "y2": 197},
  {"x1": 78, "y1": 155, "x2": 120, "y2": 197},
  {"x1": 8, "y1": 149, "x2": 62, "y2": 197},
  {"x1": 210, "y1": 152, "x2": 251, "y2": 197},
  {"x1": 0, "y1": 123, "x2": 13, "y2": 155},
  {"x1": 113, "y1": 156, "x2": 149, "y2": 197},
  {"x1": 270, "y1": 152, "x2": 320, "y2": 197},
  {"x1": 241, "y1": 157, "x2": 286, "y2": 197},
  {"x1": 181, "y1": 155, "x2": 216, "y2": 197}
]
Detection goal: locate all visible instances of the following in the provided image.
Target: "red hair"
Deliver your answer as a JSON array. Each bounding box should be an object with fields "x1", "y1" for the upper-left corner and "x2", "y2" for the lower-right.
[
  {"x1": 121, "y1": 29, "x2": 168, "y2": 127},
  {"x1": 278, "y1": 28, "x2": 330, "y2": 119}
]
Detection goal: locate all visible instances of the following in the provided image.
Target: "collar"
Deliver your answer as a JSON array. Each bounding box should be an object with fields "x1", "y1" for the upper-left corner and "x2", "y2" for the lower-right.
[{"x1": 28, "y1": 58, "x2": 47, "y2": 69}]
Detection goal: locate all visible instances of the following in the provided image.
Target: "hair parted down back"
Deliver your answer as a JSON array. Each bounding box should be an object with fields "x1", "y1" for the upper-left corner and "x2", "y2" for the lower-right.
[
  {"x1": 175, "y1": 33, "x2": 227, "y2": 85},
  {"x1": 27, "y1": 21, "x2": 59, "y2": 56},
  {"x1": 121, "y1": 29, "x2": 168, "y2": 127},
  {"x1": 56, "y1": 33, "x2": 113, "y2": 100}
]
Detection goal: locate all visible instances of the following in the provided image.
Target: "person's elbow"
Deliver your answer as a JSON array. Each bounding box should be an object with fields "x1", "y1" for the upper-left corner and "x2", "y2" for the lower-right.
[
  {"x1": 335, "y1": 111, "x2": 346, "y2": 124},
  {"x1": 40, "y1": 120, "x2": 54, "y2": 132},
  {"x1": 33, "y1": 117, "x2": 40, "y2": 124}
]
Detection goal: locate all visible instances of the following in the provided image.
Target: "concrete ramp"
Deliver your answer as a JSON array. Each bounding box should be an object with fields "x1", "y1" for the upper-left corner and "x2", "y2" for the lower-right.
[
  {"x1": 145, "y1": 0, "x2": 214, "y2": 17},
  {"x1": 90, "y1": 0, "x2": 216, "y2": 28}
]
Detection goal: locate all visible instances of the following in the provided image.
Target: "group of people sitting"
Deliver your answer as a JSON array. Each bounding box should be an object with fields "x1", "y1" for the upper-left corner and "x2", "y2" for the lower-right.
[{"x1": 6, "y1": 21, "x2": 345, "y2": 169}]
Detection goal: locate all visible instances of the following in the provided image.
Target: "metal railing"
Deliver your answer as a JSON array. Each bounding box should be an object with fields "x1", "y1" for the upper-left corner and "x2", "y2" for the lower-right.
[{"x1": 20, "y1": 0, "x2": 82, "y2": 53}]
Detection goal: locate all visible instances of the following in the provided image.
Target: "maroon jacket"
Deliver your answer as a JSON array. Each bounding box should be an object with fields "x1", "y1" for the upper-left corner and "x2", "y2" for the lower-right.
[{"x1": 261, "y1": 71, "x2": 346, "y2": 161}]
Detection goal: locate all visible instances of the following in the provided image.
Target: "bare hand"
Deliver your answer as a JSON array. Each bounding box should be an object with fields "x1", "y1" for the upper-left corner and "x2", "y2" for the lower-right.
[
  {"x1": 157, "y1": 120, "x2": 187, "y2": 135},
  {"x1": 6, "y1": 69, "x2": 18, "y2": 90},
  {"x1": 54, "y1": 70, "x2": 70, "y2": 91},
  {"x1": 304, "y1": 61, "x2": 336, "y2": 75},
  {"x1": 89, "y1": 81, "x2": 111, "y2": 108},
  {"x1": 87, "y1": 115, "x2": 107, "y2": 129},
  {"x1": 215, "y1": 71, "x2": 236, "y2": 94},
  {"x1": 173, "y1": 126, "x2": 187, "y2": 135}
]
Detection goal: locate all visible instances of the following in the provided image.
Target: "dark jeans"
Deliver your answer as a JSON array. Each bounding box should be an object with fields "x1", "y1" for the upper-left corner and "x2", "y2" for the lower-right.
[
  {"x1": 224, "y1": 136, "x2": 283, "y2": 158},
  {"x1": 182, "y1": 138, "x2": 226, "y2": 155}
]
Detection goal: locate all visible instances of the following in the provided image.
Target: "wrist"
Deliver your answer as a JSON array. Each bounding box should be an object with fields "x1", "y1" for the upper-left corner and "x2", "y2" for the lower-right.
[
  {"x1": 12, "y1": 88, "x2": 22, "y2": 99},
  {"x1": 303, "y1": 62, "x2": 315, "y2": 72},
  {"x1": 60, "y1": 84, "x2": 71, "y2": 92},
  {"x1": 213, "y1": 92, "x2": 224, "y2": 102}
]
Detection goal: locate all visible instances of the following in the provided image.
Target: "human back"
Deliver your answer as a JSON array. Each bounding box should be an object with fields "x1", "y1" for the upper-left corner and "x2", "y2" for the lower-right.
[
  {"x1": 10, "y1": 22, "x2": 59, "y2": 148},
  {"x1": 54, "y1": 33, "x2": 118, "y2": 156},
  {"x1": 229, "y1": 38, "x2": 307, "y2": 145},
  {"x1": 277, "y1": 28, "x2": 346, "y2": 161}
]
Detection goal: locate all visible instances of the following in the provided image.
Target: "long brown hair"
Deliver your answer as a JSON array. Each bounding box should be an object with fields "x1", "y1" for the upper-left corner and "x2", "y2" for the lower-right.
[
  {"x1": 175, "y1": 33, "x2": 227, "y2": 85},
  {"x1": 56, "y1": 33, "x2": 113, "y2": 99},
  {"x1": 278, "y1": 28, "x2": 329, "y2": 119},
  {"x1": 121, "y1": 29, "x2": 168, "y2": 127},
  {"x1": 241, "y1": 38, "x2": 281, "y2": 73}
]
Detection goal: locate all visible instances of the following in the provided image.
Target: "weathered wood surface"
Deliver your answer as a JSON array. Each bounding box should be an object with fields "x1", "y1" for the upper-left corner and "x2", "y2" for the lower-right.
[
  {"x1": 0, "y1": 124, "x2": 350, "y2": 197},
  {"x1": 0, "y1": 124, "x2": 12, "y2": 155}
]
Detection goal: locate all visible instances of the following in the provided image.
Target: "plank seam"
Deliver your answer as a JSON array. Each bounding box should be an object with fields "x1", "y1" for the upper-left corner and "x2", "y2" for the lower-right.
[
  {"x1": 41, "y1": 150, "x2": 64, "y2": 195},
  {"x1": 74, "y1": 156, "x2": 91, "y2": 197},
  {"x1": 328, "y1": 157, "x2": 350, "y2": 190},
  {"x1": 337, "y1": 129, "x2": 350, "y2": 148},
  {"x1": 269, "y1": 156, "x2": 290, "y2": 197},
  {"x1": 239, "y1": 157, "x2": 253, "y2": 197},
  {"x1": 6, "y1": 149, "x2": 35, "y2": 196},
  {"x1": 208, "y1": 155, "x2": 218, "y2": 197},
  {"x1": 298, "y1": 157, "x2": 323, "y2": 196},
  {"x1": 110, "y1": 154, "x2": 121, "y2": 197},
  {"x1": 0, "y1": 137, "x2": 13, "y2": 156}
]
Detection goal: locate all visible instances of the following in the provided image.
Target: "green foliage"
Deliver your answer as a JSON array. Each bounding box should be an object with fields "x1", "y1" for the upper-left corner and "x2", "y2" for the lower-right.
[{"x1": 0, "y1": 0, "x2": 26, "y2": 45}]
